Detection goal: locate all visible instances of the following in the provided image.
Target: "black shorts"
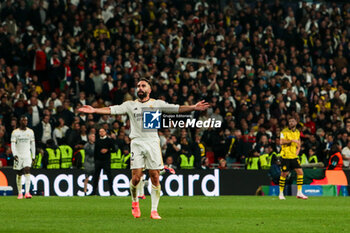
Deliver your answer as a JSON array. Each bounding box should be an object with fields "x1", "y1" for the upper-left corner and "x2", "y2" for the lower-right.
[{"x1": 281, "y1": 158, "x2": 301, "y2": 172}]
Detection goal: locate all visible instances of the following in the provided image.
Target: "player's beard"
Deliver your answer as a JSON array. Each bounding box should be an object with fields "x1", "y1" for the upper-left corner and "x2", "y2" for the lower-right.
[
  {"x1": 289, "y1": 124, "x2": 296, "y2": 130},
  {"x1": 137, "y1": 90, "x2": 147, "y2": 99}
]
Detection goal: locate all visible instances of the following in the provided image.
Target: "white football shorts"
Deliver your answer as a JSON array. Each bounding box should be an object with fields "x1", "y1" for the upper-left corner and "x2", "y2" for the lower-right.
[
  {"x1": 13, "y1": 156, "x2": 32, "y2": 170},
  {"x1": 130, "y1": 138, "x2": 164, "y2": 170}
]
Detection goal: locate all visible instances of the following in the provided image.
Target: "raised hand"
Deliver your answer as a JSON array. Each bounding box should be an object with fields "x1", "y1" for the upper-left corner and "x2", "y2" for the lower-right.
[
  {"x1": 78, "y1": 105, "x2": 95, "y2": 114},
  {"x1": 194, "y1": 100, "x2": 210, "y2": 111}
]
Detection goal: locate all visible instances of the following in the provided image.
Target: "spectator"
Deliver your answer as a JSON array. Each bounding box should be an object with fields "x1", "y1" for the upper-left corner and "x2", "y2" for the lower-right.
[
  {"x1": 165, "y1": 156, "x2": 177, "y2": 170},
  {"x1": 165, "y1": 135, "x2": 181, "y2": 162},
  {"x1": 226, "y1": 129, "x2": 246, "y2": 164},
  {"x1": 65, "y1": 122, "x2": 81, "y2": 150},
  {"x1": 0, "y1": 145, "x2": 13, "y2": 166},
  {"x1": 308, "y1": 147, "x2": 318, "y2": 164},
  {"x1": 79, "y1": 124, "x2": 88, "y2": 145},
  {"x1": 201, "y1": 157, "x2": 210, "y2": 170},
  {"x1": 218, "y1": 158, "x2": 227, "y2": 170},
  {"x1": 28, "y1": 96, "x2": 43, "y2": 127},
  {"x1": 269, "y1": 156, "x2": 282, "y2": 185},
  {"x1": 209, "y1": 128, "x2": 227, "y2": 162},
  {"x1": 45, "y1": 92, "x2": 62, "y2": 109},
  {"x1": 83, "y1": 133, "x2": 95, "y2": 195},
  {"x1": 327, "y1": 144, "x2": 344, "y2": 170},
  {"x1": 178, "y1": 137, "x2": 195, "y2": 169},
  {"x1": 34, "y1": 114, "x2": 53, "y2": 147},
  {"x1": 52, "y1": 117, "x2": 69, "y2": 146},
  {"x1": 57, "y1": 100, "x2": 75, "y2": 127},
  {"x1": 341, "y1": 140, "x2": 350, "y2": 169}
]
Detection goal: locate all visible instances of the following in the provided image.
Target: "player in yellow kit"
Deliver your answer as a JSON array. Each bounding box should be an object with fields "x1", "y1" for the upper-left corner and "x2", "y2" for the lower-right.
[{"x1": 279, "y1": 117, "x2": 308, "y2": 200}]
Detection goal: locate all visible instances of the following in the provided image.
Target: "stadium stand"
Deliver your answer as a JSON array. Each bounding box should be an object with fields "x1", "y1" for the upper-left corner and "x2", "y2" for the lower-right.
[{"x1": 0, "y1": 0, "x2": 349, "y2": 170}]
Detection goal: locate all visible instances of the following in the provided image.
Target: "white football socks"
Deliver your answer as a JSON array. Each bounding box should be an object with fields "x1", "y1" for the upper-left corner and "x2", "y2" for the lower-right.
[
  {"x1": 25, "y1": 174, "x2": 31, "y2": 194},
  {"x1": 138, "y1": 179, "x2": 145, "y2": 197},
  {"x1": 151, "y1": 185, "x2": 161, "y2": 211},
  {"x1": 16, "y1": 175, "x2": 22, "y2": 195},
  {"x1": 130, "y1": 181, "x2": 138, "y2": 202}
]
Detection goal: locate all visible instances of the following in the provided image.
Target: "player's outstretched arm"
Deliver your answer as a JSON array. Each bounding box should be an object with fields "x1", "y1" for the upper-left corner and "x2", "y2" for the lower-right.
[
  {"x1": 78, "y1": 105, "x2": 111, "y2": 115},
  {"x1": 178, "y1": 100, "x2": 210, "y2": 113}
]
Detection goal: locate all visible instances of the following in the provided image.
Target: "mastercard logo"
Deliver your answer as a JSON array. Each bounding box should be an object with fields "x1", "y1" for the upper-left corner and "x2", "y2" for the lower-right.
[{"x1": 0, "y1": 171, "x2": 8, "y2": 186}]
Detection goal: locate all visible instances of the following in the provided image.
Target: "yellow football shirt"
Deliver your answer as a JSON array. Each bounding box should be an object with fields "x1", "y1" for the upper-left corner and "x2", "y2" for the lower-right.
[{"x1": 280, "y1": 128, "x2": 300, "y2": 159}]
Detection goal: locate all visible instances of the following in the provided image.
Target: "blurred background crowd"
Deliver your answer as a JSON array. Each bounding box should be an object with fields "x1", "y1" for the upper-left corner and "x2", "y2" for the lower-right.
[{"x1": 0, "y1": 0, "x2": 349, "y2": 170}]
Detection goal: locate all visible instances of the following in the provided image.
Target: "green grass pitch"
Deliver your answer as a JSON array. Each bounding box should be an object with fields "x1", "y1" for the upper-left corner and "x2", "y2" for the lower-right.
[{"x1": 0, "y1": 196, "x2": 349, "y2": 233}]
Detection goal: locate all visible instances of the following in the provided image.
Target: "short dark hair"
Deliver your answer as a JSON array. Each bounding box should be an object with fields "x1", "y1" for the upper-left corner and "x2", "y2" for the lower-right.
[
  {"x1": 289, "y1": 116, "x2": 297, "y2": 121},
  {"x1": 138, "y1": 78, "x2": 152, "y2": 88}
]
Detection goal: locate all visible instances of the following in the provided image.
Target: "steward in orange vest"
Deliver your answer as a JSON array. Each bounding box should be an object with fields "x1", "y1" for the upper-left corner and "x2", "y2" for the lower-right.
[{"x1": 327, "y1": 152, "x2": 343, "y2": 170}]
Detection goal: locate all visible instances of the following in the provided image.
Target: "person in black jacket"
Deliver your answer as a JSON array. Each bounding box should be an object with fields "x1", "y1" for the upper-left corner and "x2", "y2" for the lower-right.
[{"x1": 92, "y1": 127, "x2": 115, "y2": 195}]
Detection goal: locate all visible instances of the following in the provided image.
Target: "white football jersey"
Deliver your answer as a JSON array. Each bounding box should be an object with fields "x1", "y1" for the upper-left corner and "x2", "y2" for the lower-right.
[
  {"x1": 11, "y1": 128, "x2": 36, "y2": 159},
  {"x1": 110, "y1": 99, "x2": 179, "y2": 140}
]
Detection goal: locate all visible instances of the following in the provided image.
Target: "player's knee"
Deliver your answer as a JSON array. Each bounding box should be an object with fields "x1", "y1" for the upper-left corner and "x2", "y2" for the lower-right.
[
  {"x1": 281, "y1": 172, "x2": 288, "y2": 177},
  {"x1": 150, "y1": 178, "x2": 160, "y2": 186},
  {"x1": 149, "y1": 174, "x2": 159, "y2": 185},
  {"x1": 296, "y1": 169, "x2": 303, "y2": 175},
  {"x1": 23, "y1": 167, "x2": 30, "y2": 174},
  {"x1": 149, "y1": 173, "x2": 159, "y2": 180},
  {"x1": 132, "y1": 176, "x2": 141, "y2": 185},
  {"x1": 149, "y1": 169, "x2": 160, "y2": 176}
]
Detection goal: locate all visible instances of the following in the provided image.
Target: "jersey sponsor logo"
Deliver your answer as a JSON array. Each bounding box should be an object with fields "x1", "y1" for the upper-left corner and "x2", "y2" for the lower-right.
[
  {"x1": 133, "y1": 113, "x2": 142, "y2": 120},
  {"x1": 143, "y1": 110, "x2": 161, "y2": 129},
  {"x1": 17, "y1": 138, "x2": 30, "y2": 143}
]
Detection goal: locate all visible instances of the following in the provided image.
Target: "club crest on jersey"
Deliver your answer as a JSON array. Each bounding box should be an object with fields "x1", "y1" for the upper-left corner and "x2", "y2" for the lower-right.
[{"x1": 143, "y1": 110, "x2": 161, "y2": 129}]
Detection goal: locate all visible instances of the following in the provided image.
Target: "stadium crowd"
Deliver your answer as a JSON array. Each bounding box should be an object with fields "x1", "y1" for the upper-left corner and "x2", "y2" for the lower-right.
[{"x1": 0, "y1": 0, "x2": 350, "y2": 170}]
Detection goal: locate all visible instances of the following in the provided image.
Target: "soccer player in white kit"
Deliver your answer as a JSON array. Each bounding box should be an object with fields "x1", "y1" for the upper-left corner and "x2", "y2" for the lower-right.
[
  {"x1": 11, "y1": 116, "x2": 36, "y2": 199},
  {"x1": 78, "y1": 78, "x2": 209, "y2": 219}
]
